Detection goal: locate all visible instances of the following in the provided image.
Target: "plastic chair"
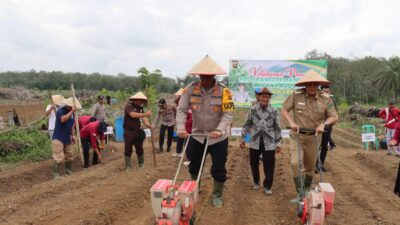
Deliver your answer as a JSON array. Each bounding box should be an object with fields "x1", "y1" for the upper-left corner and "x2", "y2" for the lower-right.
[{"x1": 361, "y1": 124, "x2": 379, "y2": 151}]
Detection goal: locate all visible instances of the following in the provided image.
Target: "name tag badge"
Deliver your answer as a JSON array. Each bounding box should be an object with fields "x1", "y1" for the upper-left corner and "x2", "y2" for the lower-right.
[{"x1": 298, "y1": 102, "x2": 305, "y2": 106}]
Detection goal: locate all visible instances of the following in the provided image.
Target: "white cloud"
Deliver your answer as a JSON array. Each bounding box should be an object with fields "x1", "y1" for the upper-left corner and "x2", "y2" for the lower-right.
[{"x1": 0, "y1": 0, "x2": 399, "y2": 78}]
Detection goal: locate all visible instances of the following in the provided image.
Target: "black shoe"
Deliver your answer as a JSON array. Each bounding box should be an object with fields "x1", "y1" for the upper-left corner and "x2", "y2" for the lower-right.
[
  {"x1": 83, "y1": 165, "x2": 89, "y2": 169},
  {"x1": 321, "y1": 167, "x2": 328, "y2": 172}
]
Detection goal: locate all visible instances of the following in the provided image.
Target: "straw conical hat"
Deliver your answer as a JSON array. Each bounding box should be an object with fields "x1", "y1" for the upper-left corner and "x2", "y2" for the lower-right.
[
  {"x1": 295, "y1": 70, "x2": 330, "y2": 87},
  {"x1": 51, "y1": 95, "x2": 65, "y2": 106},
  {"x1": 187, "y1": 55, "x2": 226, "y2": 76},
  {"x1": 62, "y1": 97, "x2": 82, "y2": 110},
  {"x1": 129, "y1": 91, "x2": 148, "y2": 101},
  {"x1": 174, "y1": 88, "x2": 184, "y2": 96}
]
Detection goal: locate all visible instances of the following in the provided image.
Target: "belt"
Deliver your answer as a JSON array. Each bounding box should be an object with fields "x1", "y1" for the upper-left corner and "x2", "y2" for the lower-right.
[{"x1": 299, "y1": 131, "x2": 316, "y2": 135}]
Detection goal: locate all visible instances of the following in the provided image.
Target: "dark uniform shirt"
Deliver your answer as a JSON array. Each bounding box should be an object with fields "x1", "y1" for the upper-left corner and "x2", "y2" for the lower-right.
[{"x1": 124, "y1": 103, "x2": 143, "y2": 130}]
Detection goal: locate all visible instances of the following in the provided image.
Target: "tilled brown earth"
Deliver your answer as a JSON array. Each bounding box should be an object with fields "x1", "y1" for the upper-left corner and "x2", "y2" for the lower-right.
[{"x1": 0, "y1": 135, "x2": 399, "y2": 225}]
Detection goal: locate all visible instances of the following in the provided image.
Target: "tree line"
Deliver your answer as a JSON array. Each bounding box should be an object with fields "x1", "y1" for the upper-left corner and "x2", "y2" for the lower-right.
[
  {"x1": 305, "y1": 49, "x2": 400, "y2": 105},
  {"x1": 0, "y1": 67, "x2": 198, "y2": 95},
  {"x1": 0, "y1": 50, "x2": 399, "y2": 105}
]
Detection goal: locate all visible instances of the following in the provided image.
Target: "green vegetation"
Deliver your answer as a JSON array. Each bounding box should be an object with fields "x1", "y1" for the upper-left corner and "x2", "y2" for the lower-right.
[
  {"x1": 0, "y1": 128, "x2": 51, "y2": 163},
  {"x1": 0, "y1": 67, "x2": 197, "y2": 94}
]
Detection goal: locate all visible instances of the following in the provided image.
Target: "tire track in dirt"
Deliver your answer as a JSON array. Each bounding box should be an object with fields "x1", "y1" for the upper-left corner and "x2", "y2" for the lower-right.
[
  {"x1": 323, "y1": 148, "x2": 400, "y2": 225},
  {"x1": 0, "y1": 143, "x2": 187, "y2": 225},
  {"x1": 0, "y1": 143, "x2": 120, "y2": 198},
  {"x1": 196, "y1": 143, "x2": 300, "y2": 225}
]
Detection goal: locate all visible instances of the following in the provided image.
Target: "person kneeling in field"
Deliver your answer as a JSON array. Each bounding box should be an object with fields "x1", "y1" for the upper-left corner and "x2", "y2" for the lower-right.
[
  {"x1": 80, "y1": 121, "x2": 108, "y2": 168},
  {"x1": 240, "y1": 87, "x2": 282, "y2": 195}
]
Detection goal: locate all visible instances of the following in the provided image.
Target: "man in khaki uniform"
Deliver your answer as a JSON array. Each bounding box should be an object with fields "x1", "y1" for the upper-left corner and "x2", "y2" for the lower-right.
[
  {"x1": 281, "y1": 70, "x2": 338, "y2": 204},
  {"x1": 177, "y1": 55, "x2": 234, "y2": 207},
  {"x1": 153, "y1": 98, "x2": 176, "y2": 153}
]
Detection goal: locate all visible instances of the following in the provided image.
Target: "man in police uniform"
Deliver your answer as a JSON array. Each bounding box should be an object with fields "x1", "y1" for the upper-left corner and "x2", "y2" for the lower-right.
[
  {"x1": 177, "y1": 55, "x2": 234, "y2": 207},
  {"x1": 281, "y1": 70, "x2": 338, "y2": 204}
]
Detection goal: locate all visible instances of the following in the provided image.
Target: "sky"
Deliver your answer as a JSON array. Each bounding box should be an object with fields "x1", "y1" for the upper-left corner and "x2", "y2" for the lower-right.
[{"x1": 0, "y1": 0, "x2": 399, "y2": 79}]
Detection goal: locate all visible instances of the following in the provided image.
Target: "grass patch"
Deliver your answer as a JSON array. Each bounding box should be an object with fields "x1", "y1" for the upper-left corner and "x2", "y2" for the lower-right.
[{"x1": 0, "y1": 128, "x2": 51, "y2": 163}]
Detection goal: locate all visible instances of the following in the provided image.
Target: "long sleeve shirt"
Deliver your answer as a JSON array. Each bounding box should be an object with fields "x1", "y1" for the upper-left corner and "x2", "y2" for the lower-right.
[
  {"x1": 241, "y1": 103, "x2": 282, "y2": 151},
  {"x1": 80, "y1": 121, "x2": 105, "y2": 149},
  {"x1": 153, "y1": 105, "x2": 176, "y2": 127},
  {"x1": 379, "y1": 107, "x2": 399, "y2": 129},
  {"x1": 177, "y1": 81, "x2": 233, "y2": 145}
]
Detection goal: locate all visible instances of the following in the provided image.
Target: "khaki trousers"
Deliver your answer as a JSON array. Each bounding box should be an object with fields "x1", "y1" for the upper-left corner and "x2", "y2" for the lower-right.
[
  {"x1": 289, "y1": 132, "x2": 321, "y2": 177},
  {"x1": 52, "y1": 139, "x2": 74, "y2": 163}
]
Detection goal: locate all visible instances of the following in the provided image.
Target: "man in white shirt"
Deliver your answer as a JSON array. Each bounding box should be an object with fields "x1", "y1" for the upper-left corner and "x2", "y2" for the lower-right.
[{"x1": 45, "y1": 95, "x2": 65, "y2": 139}]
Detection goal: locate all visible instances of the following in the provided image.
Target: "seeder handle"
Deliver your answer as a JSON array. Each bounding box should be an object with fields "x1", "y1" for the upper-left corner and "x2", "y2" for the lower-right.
[
  {"x1": 172, "y1": 134, "x2": 209, "y2": 187},
  {"x1": 165, "y1": 184, "x2": 180, "y2": 194}
]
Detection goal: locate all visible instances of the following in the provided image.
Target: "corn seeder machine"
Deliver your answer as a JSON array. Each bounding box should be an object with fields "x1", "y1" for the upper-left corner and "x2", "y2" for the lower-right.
[{"x1": 150, "y1": 134, "x2": 209, "y2": 225}]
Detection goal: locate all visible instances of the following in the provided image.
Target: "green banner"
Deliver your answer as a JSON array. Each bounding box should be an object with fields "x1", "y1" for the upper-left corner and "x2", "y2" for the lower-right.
[{"x1": 229, "y1": 60, "x2": 328, "y2": 108}]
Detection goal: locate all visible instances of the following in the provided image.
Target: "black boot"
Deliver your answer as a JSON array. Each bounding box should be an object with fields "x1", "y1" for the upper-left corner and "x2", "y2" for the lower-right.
[
  {"x1": 137, "y1": 154, "x2": 144, "y2": 168},
  {"x1": 290, "y1": 176, "x2": 303, "y2": 205},
  {"x1": 53, "y1": 162, "x2": 62, "y2": 179},
  {"x1": 125, "y1": 156, "x2": 132, "y2": 172},
  {"x1": 304, "y1": 175, "x2": 313, "y2": 196},
  {"x1": 212, "y1": 181, "x2": 224, "y2": 207},
  {"x1": 65, "y1": 161, "x2": 72, "y2": 175}
]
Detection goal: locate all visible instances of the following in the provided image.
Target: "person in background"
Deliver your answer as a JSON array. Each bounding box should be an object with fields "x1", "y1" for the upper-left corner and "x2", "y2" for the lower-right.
[
  {"x1": 379, "y1": 99, "x2": 400, "y2": 156},
  {"x1": 13, "y1": 109, "x2": 21, "y2": 126},
  {"x1": 315, "y1": 85, "x2": 336, "y2": 172},
  {"x1": 51, "y1": 97, "x2": 82, "y2": 179},
  {"x1": 153, "y1": 98, "x2": 176, "y2": 153},
  {"x1": 80, "y1": 121, "x2": 107, "y2": 168},
  {"x1": 123, "y1": 92, "x2": 152, "y2": 171},
  {"x1": 240, "y1": 87, "x2": 282, "y2": 195},
  {"x1": 45, "y1": 95, "x2": 65, "y2": 139},
  {"x1": 91, "y1": 95, "x2": 107, "y2": 122},
  {"x1": 174, "y1": 88, "x2": 193, "y2": 158}
]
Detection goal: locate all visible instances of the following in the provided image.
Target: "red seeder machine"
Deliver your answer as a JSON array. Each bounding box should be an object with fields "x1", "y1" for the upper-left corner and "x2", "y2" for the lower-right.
[{"x1": 150, "y1": 134, "x2": 209, "y2": 225}]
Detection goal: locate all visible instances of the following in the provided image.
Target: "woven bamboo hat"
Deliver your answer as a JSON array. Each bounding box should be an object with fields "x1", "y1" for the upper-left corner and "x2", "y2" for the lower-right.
[
  {"x1": 187, "y1": 55, "x2": 226, "y2": 76},
  {"x1": 129, "y1": 92, "x2": 148, "y2": 102},
  {"x1": 51, "y1": 95, "x2": 65, "y2": 106},
  {"x1": 62, "y1": 97, "x2": 82, "y2": 110},
  {"x1": 174, "y1": 88, "x2": 184, "y2": 96},
  {"x1": 295, "y1": 70, "x2": 330, "y2": 87}
]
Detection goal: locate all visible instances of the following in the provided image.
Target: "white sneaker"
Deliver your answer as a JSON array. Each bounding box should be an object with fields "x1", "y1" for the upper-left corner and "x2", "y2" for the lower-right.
[
  {"x1": 171, "y1": 153, "x2": 178, "y2": 157},
  {"x1": 253, "y1": 183, "x2": 260, "y2": 190},
  {"x1": 177, "y1": 153, "x2": 183, "y2": 158},
  {"x1": 264, "y1": 188, "x2": 273, "y2": 195},
  {"x1": 183, "y1": 161, "x2": 190, "y2": 166}
]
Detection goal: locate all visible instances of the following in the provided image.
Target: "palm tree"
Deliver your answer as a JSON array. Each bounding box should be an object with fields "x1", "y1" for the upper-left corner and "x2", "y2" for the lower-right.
[{"x1": 375, "y1": 57, "x2": 400, "y2": 100}]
